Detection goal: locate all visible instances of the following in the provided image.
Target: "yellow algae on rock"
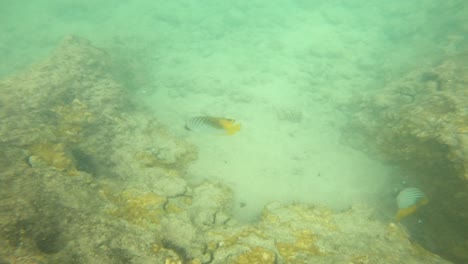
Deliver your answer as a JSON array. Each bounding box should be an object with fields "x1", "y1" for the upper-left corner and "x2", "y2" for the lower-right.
[
  {"x1": 276, "y1": 230, "x2": 322, "y2": 263},
  {"x1": 220, "y1": 227, "x2": 268, "y2": 247},
  {"x1": 104, "y1": 189, "x2": 166, "y2": 228},
  {"x1": 29, "y1": 142, "x2": 78, "y2": 175},
  {"x1": 233, "y1": 246, "x2": 276, "y2": 264}
]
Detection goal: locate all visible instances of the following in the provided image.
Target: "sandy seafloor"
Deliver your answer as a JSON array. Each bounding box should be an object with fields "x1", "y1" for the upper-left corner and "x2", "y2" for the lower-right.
[
  {"x1": 144, "y1": 44, "x2": 393, "y2": 220},
  {"x1": 0, "y1": 1, "x2": 452, "y2": 220}
]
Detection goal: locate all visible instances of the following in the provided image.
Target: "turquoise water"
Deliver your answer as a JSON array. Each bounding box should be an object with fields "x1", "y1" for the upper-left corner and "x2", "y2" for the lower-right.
[
  {"x1": 1, "y1": 1, "x2": 467, "y2": 263},
  {"x1": 1, "y1": 1, "x2": 459, "y2": 78}
]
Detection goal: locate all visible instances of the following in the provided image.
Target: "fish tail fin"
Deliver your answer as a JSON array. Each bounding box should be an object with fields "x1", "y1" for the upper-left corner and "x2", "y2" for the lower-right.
[
  {"x1": 218, "y1": 119, "x2": 241, "y2": 135},
  {"x1": 226, "y1": 123, "x2": 241, "y2": 135}
]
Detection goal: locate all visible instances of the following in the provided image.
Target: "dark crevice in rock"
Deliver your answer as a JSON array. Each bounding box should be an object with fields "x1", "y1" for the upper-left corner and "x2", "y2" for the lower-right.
[
  {"x1": 34, "y1": 228, "x2": 66, "y2": 254},
  {"x1": 72, "y1": 148, "x2": 98, "y2": 175},
  {"x1": 162, "y1": 191, "x2": 190, "y2": 212},
  {"x1": 162, "y1": 238, "x2": 190, "y2": 262},
  {"x1": 109, "y1": 248, "x2": 134, "y2": 264}
]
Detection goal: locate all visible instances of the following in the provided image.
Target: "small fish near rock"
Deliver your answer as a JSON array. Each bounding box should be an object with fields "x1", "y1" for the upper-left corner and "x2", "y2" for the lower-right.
[
  {"x1": 395, "y1": 187, "x2": 428, "y2": 221},
  {"x1": 185, "y1": 116, "x2": 241, "y2": 135}
]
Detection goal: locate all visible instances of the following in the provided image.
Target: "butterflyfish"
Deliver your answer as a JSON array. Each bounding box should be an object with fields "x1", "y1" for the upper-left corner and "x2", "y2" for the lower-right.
[
  {"x1": 185, "y1": 116, "x2": 241, "y2": 135},
  {"x1": 395, "y1": 187, "x2": 428, "y2": 221}
]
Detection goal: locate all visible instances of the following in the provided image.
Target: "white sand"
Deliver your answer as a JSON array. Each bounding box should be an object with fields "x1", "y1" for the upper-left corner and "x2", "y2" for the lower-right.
[{"x1": 145, "y1": 83, "x2": 391, "y2": 221}]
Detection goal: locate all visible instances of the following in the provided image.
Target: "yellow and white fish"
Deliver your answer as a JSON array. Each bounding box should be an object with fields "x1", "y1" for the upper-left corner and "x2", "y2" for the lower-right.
[
  {"x1": 395, "y1": 187, "x2": 428, "y2": 221},
  {"x1": 185, "y1": 116, "x2": 241, "y2": 135}
]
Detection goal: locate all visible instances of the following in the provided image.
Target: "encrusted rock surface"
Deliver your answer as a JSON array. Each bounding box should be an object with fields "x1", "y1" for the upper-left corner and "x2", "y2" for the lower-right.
[
  {"x1": 344, "y1": 60, "x2": 468, "y2": 180},
  {"x1": 0, "y1": 36, "x2": 454, "y2": 263},
  {"x1": 343, "y1": 58, "x2": 468, "y2": 263}
]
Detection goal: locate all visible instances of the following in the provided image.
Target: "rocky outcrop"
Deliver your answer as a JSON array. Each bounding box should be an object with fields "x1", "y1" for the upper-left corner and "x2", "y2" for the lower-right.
[
  {"x1": 344, "y1": 59, "x2": 468, "y2": 180},
  {"x1": 344, "y1": 57, "x2": 468, "y2": 263}
]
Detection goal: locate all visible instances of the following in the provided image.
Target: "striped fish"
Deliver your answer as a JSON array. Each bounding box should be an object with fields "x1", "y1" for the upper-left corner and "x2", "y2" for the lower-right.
[
  {"x1": 185, "y1": 116, "x2": 241, "y2": 135},
  {"x1": 395, "y1": 187, "x2": 428, "y2": 221}
]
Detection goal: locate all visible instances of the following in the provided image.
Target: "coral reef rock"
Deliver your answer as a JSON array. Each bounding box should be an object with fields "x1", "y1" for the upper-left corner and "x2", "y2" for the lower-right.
[
  {"x1": 343, "y1": 56, "x2": 468, "y2": 263},
  {"x1": 344, "y1": 59, "x2": 468, "y2": 180}
]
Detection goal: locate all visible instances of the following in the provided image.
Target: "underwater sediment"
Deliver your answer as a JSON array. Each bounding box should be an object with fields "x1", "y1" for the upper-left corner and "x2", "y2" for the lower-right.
[
  {"x1": 344, "y1": 54, "x2": 468, "y2": 263},
  {"x1": 0, "y1": 36, "x2": 455, "y2": 263}
]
